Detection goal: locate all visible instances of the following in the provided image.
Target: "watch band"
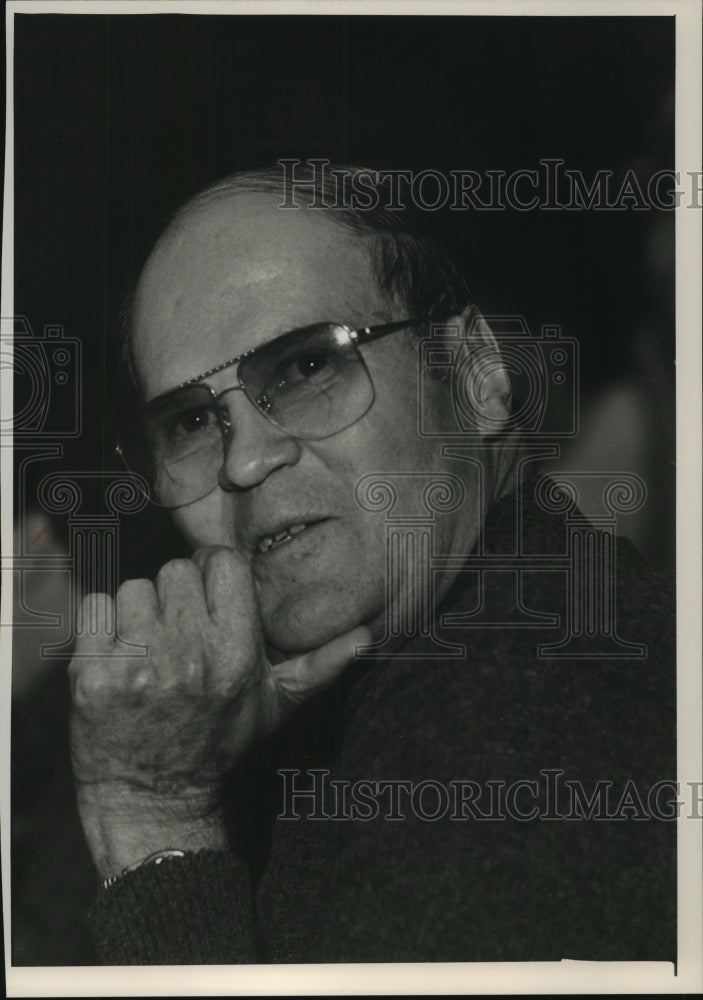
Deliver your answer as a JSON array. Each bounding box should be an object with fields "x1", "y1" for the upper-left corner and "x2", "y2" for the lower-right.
[{"x1": 100, "y1": 848, "x2": 187, "y2": 890}]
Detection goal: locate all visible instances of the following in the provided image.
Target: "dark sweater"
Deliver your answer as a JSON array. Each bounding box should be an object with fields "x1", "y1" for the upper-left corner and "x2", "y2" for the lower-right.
[{"x1": 90, "y1": 479, "x2": 676, "y2": 963}]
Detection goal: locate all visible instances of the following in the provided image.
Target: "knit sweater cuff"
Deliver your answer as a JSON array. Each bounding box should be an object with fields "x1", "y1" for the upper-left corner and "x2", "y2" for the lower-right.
[{"x1": 90, "y1": 849, "x2": 257, "y2": 964}]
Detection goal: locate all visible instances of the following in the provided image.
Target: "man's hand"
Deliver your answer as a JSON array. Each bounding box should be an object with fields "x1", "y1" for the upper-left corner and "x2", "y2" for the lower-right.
[{"x1": 69, "y1": 546, "x2": 369, "y2": 878}]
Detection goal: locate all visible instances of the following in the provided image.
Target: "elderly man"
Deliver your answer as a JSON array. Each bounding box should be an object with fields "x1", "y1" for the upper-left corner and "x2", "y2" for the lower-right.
[{"x1": 69, "y1": 164, "x2": 675, "y2": 964}]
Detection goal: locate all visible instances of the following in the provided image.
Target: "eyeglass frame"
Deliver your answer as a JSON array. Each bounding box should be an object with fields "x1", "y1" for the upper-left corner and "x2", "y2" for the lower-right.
[{"x1": 115, "y1": 315, "x2": 429, "y2": 505}]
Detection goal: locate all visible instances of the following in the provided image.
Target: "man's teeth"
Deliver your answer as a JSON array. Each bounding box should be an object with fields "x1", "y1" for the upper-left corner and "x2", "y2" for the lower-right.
[{"x1": 258, "y1": 523, "x2": 308, "y2": 553}]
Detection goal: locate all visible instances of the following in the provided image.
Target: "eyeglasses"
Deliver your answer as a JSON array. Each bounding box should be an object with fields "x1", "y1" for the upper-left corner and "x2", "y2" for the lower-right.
[{"x1": 116, "y1": 317, "x2": 424, "y2": 508}]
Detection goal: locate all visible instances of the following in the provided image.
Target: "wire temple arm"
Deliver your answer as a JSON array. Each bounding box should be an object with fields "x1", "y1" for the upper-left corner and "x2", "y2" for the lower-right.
[{"x1": 351, "y1": 317, "x2": 436, "y2": 346}]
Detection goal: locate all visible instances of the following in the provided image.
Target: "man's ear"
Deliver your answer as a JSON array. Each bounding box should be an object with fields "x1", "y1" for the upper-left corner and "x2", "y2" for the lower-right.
[{"x1": 451, "y1": 304, "x2": 512, "y2": 437}]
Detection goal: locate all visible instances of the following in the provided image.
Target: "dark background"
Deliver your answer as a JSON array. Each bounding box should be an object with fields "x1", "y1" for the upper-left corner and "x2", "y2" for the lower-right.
[
  {"x1": 11, "y1": 13, "x2": 675, "y2": 965},
  {"x1": 14, "y1": 13, "x2": 676, "y2": 576}
]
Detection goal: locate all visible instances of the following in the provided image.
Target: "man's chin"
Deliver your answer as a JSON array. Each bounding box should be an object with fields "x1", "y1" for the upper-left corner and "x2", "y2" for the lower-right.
[
  {"x1": 262, "y1": 615, "x2": 349, "y2": 659},
  {"x1": 259, "y1": 592, "x2": 375, "y2": 660}
]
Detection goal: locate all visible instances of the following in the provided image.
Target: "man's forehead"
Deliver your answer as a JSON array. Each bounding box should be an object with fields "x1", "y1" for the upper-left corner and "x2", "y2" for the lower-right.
[
  {"x1": 132, "y1": 191, "x2": 384, "y2": 398},
  {"x1": 137, "y1": 191, "x2": 372, "y2": 305}
]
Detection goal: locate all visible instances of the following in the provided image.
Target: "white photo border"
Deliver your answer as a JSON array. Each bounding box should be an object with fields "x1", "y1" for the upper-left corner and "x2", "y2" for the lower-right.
[{"x1": 2, "y1": 0, "x2": 701, "y2": 995}]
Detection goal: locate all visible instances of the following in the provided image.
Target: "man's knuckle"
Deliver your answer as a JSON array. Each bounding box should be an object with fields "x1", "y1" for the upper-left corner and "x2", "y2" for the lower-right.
[
  {"x1": 180, "y1": 657, "x2": 207, "y2": 691},
  {"x1": 126, "y1": 662, "x2": 152, "y2": 691},
  {"x1": 117, "y1": 577, "x2": 154, "y2": 603},
  {"x1": 157, "y1": 557, "x2": 199, "y2": 586},
  {"x1": 72, "y1": 664, "x2": 109, "y2": 706},
  {"x1": 73, "y1": 658, "x2": 158, "y2": 708},
  {"x1": 204, "y1": 546, "x2": 238, "y2": 575}
]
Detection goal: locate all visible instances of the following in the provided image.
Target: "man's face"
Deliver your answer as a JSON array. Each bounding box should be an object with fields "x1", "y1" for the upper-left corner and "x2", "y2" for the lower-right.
[{"x1": 133, "y1": 192, "x2": 482, "y2": 654}]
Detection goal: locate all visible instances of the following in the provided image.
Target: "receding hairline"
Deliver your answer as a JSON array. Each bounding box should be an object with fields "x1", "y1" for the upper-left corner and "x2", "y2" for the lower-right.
[
  {"x1": 122, "y1": 163, "x2": 473, "y2": 394},
  {"x1": 140, "y1": 182, "x2": 385, "y2": 301},
  {"x1": 127, "y1": 183, "x2": 399, "y2": 395}
]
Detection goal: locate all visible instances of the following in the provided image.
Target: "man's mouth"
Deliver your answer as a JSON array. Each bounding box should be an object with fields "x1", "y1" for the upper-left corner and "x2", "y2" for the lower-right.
[{"x1": 256, "y1": 522, "x2": 314, "y2": 554}]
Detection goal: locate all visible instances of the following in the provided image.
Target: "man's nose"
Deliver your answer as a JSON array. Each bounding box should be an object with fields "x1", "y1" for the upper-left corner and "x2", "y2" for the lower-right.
[{"x1": 217, "y1": 391, "x2": 302, "y2": 491}]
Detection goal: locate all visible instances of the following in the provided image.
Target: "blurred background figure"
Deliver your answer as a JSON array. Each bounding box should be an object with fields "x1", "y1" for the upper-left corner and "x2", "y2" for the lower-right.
[{"x1": 546, "y1": 92, "x2": 675, "y2": 568}]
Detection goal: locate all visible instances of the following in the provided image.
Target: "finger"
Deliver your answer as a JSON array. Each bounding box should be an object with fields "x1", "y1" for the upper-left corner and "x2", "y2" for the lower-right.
[
  {"x1": 73, "y1": 592, "x2": 116, "y2": 653},
  {"x1": 198, "y1": 546, "x2": 259, "y2": 626},
  {"x1": 115, "y1": 578, "x2": 160, "y2": 639},
  {"x1": 190, "y1": 544, "x2": 231, "y2": 575},
  {"x1": 155, "y1": 557, "x2": 208, "y2": 623},
  {"x1": 274, "y1": 624, "x2": 372, "y2": 703}
]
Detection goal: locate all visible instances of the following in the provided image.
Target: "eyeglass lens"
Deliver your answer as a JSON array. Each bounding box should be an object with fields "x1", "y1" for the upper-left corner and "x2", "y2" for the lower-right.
[{"x1": 119, "y1": 322, "x2": 375, "y2": 507}]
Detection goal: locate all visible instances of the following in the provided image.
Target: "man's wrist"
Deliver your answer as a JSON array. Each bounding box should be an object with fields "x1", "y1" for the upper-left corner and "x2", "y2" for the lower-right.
[{"x1": 75, "y1": 780, "x2": 228, "y2": 880}]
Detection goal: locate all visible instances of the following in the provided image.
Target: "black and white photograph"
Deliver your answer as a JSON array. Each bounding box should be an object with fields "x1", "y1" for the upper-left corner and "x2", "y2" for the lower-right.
[{"x1": 2, "y1": 0, "x2": 701, "y2": 994}]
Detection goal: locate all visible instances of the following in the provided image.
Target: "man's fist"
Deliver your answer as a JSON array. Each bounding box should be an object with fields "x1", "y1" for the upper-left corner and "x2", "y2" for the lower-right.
[{"x1": 68, "y1": 547, "x2": 369, "y2": 876}]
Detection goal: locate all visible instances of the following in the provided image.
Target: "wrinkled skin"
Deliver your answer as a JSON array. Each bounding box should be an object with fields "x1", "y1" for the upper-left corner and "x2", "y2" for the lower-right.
[
  {"x1": 71, "y1": 546, "x2": 370, "y2": 792},
  {"x1": 70, "y1": 547, "x2": 369, "y2": 873},
  {"x1": 69, "y1": 190, "x2": 510, "y2": 876}
]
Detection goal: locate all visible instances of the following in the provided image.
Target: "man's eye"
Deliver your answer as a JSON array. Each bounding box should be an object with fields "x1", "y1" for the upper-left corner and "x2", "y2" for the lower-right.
[
  {"x1": 170, "y1": 407, "x2": 217, "y2": 438},
  {"x1": 275, "y1": 350, "x2": 338, "y2": 388}
]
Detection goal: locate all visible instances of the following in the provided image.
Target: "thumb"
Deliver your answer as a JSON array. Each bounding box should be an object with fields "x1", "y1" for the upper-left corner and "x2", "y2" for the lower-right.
[{"x1": 274, "y1": 625, "x2": 372, "y2": 705}]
